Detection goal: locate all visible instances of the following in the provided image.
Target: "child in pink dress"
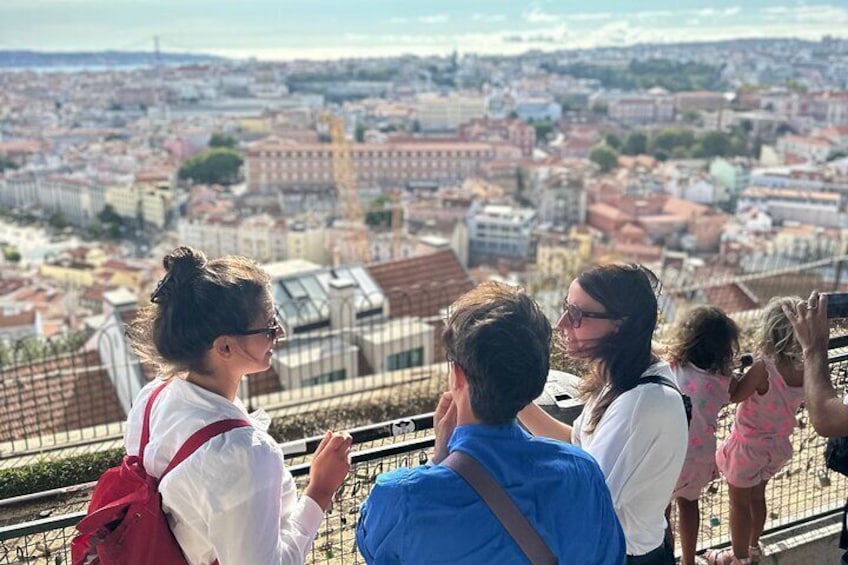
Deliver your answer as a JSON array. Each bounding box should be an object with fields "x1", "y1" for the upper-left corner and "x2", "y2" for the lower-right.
[
  {"x1": 666, "y1": 305, "x2": 742, "y2": 565},
  {"x1": 707, "y1": 297, "x2": 806, "y2": 565}
]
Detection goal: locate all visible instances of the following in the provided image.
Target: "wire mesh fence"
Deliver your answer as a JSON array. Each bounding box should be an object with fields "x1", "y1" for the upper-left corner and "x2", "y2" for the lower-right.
[
  {"x1": 3, "y1": 254, "x2": 846, "y2": 467},
  {"x1": 2, "y1": 343, "x2": 847, "y2": 564}
]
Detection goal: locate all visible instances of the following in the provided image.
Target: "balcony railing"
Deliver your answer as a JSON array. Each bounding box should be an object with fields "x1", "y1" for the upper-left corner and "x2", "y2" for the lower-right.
[
  {"x1": 4, "y1": 252, "x2": 847, "y2": 469},
  {"x1": 2, "y1": 337, "x2": 847, "y2": 564}
]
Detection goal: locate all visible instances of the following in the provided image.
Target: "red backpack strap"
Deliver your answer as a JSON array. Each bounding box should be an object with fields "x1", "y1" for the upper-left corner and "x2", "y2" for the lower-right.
[
  {"x1": 160, "y1": 418, "x2": 252, "y2": 480},
  {"x1": 139, "y1": 381, "x2": 172, "y2": 466}
]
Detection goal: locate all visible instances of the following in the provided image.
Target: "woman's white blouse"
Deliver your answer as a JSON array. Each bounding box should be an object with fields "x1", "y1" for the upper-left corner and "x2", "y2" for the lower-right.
[
  {"x1": 124, "y1": 378, "x2": 324, "y2": 565},
  {"x1": 572, "y1": 362, "x2": 688, "y2": 556}
]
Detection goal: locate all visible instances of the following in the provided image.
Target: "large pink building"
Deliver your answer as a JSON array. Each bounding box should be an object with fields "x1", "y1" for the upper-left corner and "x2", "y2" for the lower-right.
[{"x1": 245, "y1": 139, "x2": 498, "y2": 192}]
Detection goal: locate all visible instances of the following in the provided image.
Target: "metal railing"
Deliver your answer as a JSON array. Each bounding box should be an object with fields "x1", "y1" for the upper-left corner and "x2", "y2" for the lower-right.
[
  {"x1": 3, "y1": 254, "x2": 846, "y2": 467},
  {"x1": 2, "y1": 338, "x2": 847, "y2": 564}
]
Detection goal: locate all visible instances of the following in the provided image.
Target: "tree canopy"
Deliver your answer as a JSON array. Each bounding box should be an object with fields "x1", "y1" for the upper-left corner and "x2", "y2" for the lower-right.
[
  {"x1": 590, "y1": 145, "x2": 619, "y2": 173},
  {"x1": 541, "y1": 58, "x2": 725, "y2": 92},
  {"x1": 178, "y1": 148, "x2": 243, "y2": 185},
  {"x1": 209, "y1": 132, "x2": 237, "y2": 149}
]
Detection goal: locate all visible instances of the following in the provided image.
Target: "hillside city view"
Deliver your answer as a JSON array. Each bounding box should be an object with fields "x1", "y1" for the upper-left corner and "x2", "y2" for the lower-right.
[{"x1": 1, "y1": 1, "x2": 848, "y2": 564}]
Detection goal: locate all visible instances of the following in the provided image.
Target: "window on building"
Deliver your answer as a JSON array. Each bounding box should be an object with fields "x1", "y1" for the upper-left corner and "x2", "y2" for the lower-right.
[
  {"x1": 303, "y1": 369, "x2": 346, "y2": 387},
  {"x1": 386, "y1": 347, "x2": 424, "y2": 371}
]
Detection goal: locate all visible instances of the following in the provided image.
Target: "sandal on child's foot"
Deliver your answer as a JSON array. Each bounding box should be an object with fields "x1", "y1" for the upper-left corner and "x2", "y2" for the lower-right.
[
  {"x1": 703, "y1": 549, "x2": 752, "y2": 565},
  {"x1": 748, "y1": 545, "x2": 763, "y2": 563}
]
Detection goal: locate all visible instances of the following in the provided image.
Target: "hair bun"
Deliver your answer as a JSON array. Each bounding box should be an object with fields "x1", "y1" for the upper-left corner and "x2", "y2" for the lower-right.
[{"x1": 163, "y1": 246, "x2": 207, "y2": 284}]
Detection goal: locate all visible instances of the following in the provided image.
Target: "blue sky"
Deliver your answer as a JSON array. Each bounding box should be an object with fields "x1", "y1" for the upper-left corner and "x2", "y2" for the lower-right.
[{"x1": 1, "y1": 1, "x2": 847, "y2": 60}]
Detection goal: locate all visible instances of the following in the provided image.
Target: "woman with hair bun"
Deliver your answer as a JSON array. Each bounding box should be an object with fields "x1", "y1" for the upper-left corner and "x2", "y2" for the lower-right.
[{"x1": 124, "y1": 246, "x2": 352, "y2": 565}]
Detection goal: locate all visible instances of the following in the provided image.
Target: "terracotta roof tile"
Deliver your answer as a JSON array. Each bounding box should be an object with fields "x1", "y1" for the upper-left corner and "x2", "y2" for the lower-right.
[
  {"x1": 0, "y1": 349, "x2": 125, "y2": 443},
  {"x1": 0, "y1": 310, "x2": 36, "y2": 328},
  {"x1": 367, "y1": 249, "x2": 474, "y2": 319},
  {"x1": 704, "y1": 283, "x2": 759, "y2": 314}
]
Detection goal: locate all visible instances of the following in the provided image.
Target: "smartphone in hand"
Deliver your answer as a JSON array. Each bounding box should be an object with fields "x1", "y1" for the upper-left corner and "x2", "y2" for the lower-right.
[{"x1": 824, "y1": 292, "x2": 848, "y2": 319}]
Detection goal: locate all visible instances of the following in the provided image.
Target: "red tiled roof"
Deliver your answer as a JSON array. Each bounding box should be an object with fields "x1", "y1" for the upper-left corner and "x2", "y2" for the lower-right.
[
  {"x1": 588, "y1": 202, "x2": 635, "y2": 222},
  {"x1": 0, "y1": 349, "x2": 125, "y2": 443},
  {"x1": 704, "y1": 283, "x2": 759, "y2": 314},
  {"x1": 0, "y1": 279, "x2": 26, "y2": 296},
  {"x1": 0, "y1": 310, "x2": 36, "y2": 328},
  {"x1": 662, "y1": 197, "x2": 710, "y2": 219},
  {"x1": 367, "y1": 249, "x2": 474, "y2": 319}
]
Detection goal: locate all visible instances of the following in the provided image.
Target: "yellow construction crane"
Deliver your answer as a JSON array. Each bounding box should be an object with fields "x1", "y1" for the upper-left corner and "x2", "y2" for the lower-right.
[
  {"x1": 321, "y1": 113, "x2": 369, "y2": 264},
  {"x1": 389, "y1": 189, "x2": 403, "y2": 260}
]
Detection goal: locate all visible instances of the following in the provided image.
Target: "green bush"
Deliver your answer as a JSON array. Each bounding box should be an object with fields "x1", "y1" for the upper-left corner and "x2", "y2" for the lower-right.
[
  {"x1": 0, "y1": 449, "x2": 124, "y2": 499},
  {"x1": 0, "y1": 389, "x2": 444, "y2": 499}
]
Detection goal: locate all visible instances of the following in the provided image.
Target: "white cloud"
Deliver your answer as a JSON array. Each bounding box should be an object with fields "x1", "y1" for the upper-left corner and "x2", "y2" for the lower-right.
[
  {"x1": 418, "y1": 14, "x2": 449, "y2": 25},
  {"x1": 792, "y1": 5, "x2": 848, "y2": 24},
  {"x1": 634, "y1": 10, "x2": 675, "y2": 19},
  {"x1": 761, "y1": 4, "x2": 848, "y2": 24},
  {"x1": 523, "y1": 8, "x2": 560, "y2": 24},
  {"x1": 696, "y1": 8, "x2": 716, "y2": 17},
  {"x1": 472, "y1": 13, "x2": 507, "y2": 23},
  {"x1": 209, "y1": 17, "x2": 845, "y2": 62},
  {"x1": 762, "y1": 6, "x2": 791, "y2": 15},
  {"x1": 565, "y1": 12, "x2": 613, "y2": 22},
  {"x1": 6, "y1": 2, "x2": 845, "y2": 62}
]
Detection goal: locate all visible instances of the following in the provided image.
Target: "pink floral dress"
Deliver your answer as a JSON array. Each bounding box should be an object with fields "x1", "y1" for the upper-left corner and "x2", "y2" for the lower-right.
[
  {"x1": 716, "y1": 356, "x2": 805, "y2": 488},
  {"x1": 671, "y1": 363, "x2": 732, "y2": 501}
]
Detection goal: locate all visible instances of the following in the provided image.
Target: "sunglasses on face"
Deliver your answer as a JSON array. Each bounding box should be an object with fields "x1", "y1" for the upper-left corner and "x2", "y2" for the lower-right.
[
  {"x1": 232, "y1": 320, "x2": 286, "y2": 342},
  {"x1": 560, "y1": 301, "x2": 622, "y2": 329}
]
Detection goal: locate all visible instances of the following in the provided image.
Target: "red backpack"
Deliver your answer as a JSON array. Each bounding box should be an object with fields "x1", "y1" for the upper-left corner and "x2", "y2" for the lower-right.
[{"x1": 71, "y1": 381, "x2": 251, "y2": 565}]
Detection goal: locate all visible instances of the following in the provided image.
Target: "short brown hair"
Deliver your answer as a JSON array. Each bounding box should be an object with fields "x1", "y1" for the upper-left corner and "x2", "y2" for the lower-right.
[{"x1": 442, "y1": 282, "x2": 552, "y2": 424}]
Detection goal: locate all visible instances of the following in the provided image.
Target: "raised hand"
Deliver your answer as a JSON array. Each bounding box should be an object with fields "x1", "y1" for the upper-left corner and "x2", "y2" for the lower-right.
[
  {"x1": 432, "y1": 392, "x2": 457, "y2": 464},
  {"x1": 305, "y1": 430, "x2": 353, "y2": 510}
]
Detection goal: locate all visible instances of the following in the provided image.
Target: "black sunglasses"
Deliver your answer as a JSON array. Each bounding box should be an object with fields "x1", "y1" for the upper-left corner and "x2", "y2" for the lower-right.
[
  {"x1": 561, "y1": 301, "x2": 622, "y2": 329},
  {"x1": 232, "y1": 320, "x2": 286, "y2": 342}
]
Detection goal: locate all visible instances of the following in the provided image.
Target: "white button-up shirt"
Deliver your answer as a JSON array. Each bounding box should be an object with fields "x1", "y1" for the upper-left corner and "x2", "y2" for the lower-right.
[
  {"x1": 125, "y1": 378, "x2": 324, "y2": 565},
  {"x1": 572, "y1": 362, "x2": 688, "y2": 556}
]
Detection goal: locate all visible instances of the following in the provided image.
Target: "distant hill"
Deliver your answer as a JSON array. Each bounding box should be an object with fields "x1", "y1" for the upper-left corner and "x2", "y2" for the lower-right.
[{"x1": 0, "y1": 50, "x2": 226, "y2": 69}]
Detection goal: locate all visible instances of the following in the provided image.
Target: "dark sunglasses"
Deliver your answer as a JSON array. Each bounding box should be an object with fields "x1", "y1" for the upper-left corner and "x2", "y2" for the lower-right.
[
  {"x1": 560, "y1": 301, "x2": 622, "y2": 329},
  {"x1": 232, "y1": 320, "x2": 286, "y2": 342}
]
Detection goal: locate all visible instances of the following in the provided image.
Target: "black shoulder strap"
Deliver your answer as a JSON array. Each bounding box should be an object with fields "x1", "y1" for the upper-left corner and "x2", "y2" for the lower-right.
[
  {"x1": 637, "y1": 375, "x2": 680, "y2": 392},
  {"x1": 636, "y1": 375, "x2": 692, "y2": 426},
  {"x1": 442, "y1": 451, "x2": 556, "y2": 565}
]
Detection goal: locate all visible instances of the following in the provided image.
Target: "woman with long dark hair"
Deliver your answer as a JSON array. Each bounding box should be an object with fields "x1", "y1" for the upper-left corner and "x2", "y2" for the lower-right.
[{"x1": 519, "y1": 264, "x2": 688, "y2": 564}]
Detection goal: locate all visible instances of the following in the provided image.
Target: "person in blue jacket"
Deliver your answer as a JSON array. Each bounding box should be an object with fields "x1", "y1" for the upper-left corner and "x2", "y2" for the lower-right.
[{"x1": 356, "y1": 281, "x2": 625, "y2": 564}]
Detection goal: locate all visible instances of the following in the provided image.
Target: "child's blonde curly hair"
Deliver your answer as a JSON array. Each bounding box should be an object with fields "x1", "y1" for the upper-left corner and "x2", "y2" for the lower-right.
[{"x1": 755, "y1": 296, "x2": 804, "y2": 363}]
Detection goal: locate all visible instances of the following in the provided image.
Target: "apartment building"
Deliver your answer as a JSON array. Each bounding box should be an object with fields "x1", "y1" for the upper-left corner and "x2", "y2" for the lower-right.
[
  {"x1": 0, "y1": 171, "x2": 40, "y2": 209},
  {"x1": 674, "y1": 91, "x2": 728, "y2": 113},
  {"x1": 39, "y1": 175, "x2": 107, "y2": 226},
  {"x1": 710, "y1": 158, "x2": 752, "y2": 204},
  {"x1": 458, "y1": 117, "x2": 536, "y2": 157},
  {"x1": 808, "y1": 91, "x2": 848, "y2": 125},
  {"x1": 528, "y1": 167, "x2": 588, "y2": 227},
  {"x1": 514, "y1": 97, "x2": 562, "y2": 122},
  {"x1": 603, "y1": 89, "x2": 675, "y2": 126},
  {"x1": 105, "y1": 180, "x2": 174, "y2": 229},
  {"x1": 415, "y1": 92, "x2": 487, "y2": 132},
  {"x1": 738, "y1": 185, "x2": 845, "y2": 229},
  {"x1": 535, "y1": 227, "x2": 594, "y2": 281},
  {"x1": 467, "y1": 204, "x2": 537, "y2": 261},
  {"x1": 246, "y1": 139, "x2": 498, "y2": 191},
  {"x1": 776, "y1": 135, "x2": 835, "y2": 164}
]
